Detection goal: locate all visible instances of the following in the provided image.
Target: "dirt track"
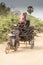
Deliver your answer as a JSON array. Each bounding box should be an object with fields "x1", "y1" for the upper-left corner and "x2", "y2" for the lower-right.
[{"x1": 0, "y1": 33, "x2": 43, "y2": 65}]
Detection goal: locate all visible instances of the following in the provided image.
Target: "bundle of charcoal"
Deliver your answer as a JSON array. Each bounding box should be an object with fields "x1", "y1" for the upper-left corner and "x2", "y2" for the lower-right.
[{"x1": 27, "y1": 26, "x2": 34, "y2": 33}]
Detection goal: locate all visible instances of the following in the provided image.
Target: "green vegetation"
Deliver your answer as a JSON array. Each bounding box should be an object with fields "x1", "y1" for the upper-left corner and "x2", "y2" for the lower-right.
[
  {"x1": 0, "y1": 2, "x2": 43, "y2": 43},
  {"x1": 0, "y1": 2, "x2": 10, "y2": 15},
  {"x1": 0, "y1": 13, "x2": 19, "y2": 43},
  {"x1": 27, "y1": 15, "x2": 43, "y2": 32},
  {"x1": 0, "y1": 14, "x2": 43, "y2": 43}
]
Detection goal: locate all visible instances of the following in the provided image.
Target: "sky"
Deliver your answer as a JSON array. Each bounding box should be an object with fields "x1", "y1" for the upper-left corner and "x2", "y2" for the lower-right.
[{"x1": 0, "y1": 0, "x2": 43, "y2": 20}]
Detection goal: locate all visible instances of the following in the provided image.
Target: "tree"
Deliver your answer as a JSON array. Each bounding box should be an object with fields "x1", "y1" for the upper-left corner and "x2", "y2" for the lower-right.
[
  {"x1": 0, "y1": 2, "x2": 10, "y2": 15},
  {"x1": 27, "y1": 6, "x2": 33, "y2": 15},
  {"x1": 14, "y1": 10, "x2": 21, "y2": 16}
]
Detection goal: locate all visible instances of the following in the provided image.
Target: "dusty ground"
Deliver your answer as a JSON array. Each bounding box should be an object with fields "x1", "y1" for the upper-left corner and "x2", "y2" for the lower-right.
[{"x1": 0, "y1": 33, "x2": 43, "y2": 65}]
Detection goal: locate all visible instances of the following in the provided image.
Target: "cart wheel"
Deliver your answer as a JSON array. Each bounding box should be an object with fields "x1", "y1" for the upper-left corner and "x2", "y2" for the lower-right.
[
  {"x1": 30, "y1": 39, "x2": 34, "y2": 49},
  {"x1": 14, "y1": 40, "x2": 19, "y2": 51},
  {"x1": 5, "y1": 42, "x2": 10, "y2": 54}
]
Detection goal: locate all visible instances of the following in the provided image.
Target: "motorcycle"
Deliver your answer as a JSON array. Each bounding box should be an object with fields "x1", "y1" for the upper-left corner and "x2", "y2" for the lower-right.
[{"x1": 5, "y1": 32, "x2": 19, "y2": 54}]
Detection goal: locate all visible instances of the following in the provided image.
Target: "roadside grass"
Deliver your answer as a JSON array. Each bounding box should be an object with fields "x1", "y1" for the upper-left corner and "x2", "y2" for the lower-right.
[{"x1": 0, "y1": 14, "x2": 43, "y2": 43}]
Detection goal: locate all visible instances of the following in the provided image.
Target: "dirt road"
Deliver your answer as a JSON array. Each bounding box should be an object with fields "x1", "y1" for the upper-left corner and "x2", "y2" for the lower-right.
[{"x1": 0, "y1": 33, "x2": 43, "y2": 65}]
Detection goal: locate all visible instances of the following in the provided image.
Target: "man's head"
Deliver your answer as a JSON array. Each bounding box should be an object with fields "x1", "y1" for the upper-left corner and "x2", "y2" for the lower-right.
[
  {"x1": 13, "y1": 24, "x2": 18, "y2": 30},
  {"x1": 23, "y1": 12, "x2": 27, "y2": 16},
  {"x1": 22, "y1": 12, "x2": 27, "y2": 21},
  {"x1": 13, "y1": 24, "x2": 17, "y2": 27}
]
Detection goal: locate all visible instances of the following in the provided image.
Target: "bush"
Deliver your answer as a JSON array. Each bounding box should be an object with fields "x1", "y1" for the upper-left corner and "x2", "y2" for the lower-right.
[
  {"x1": 27, "y1": 15, "x2": 43, "y2": 32},
  {"x1": 0, "y1": 14, "x2": 19, "y2": 43},
  {"x1": 0, "y1": 14, "x2": 43, "y2": 43}
]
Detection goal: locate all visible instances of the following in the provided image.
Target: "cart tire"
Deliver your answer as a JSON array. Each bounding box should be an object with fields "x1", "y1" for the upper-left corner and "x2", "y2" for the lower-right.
[
  {"x1": 14, "y1": 40, "x2": 19, "y2": 51},
  {"x1": 30, "y1": 39, "x2": 34, "y2": 49}
]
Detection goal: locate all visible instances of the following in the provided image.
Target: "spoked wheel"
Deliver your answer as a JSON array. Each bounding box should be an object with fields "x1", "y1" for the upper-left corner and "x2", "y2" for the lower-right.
[
  {"x1": 14, "y1": 40, "x2": 19, "y2": 51},
  {"x1": 5, "y1": 42, "x2": 10, "y2": 54},
  {"x1": 30, "y1": 38, "x2": 34, "y2": 49}
]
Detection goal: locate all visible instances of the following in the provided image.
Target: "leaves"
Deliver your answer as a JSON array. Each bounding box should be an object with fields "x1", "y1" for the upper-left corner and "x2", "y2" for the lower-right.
[{"x1": 0, "y1": 2, "x2": 10, "y2": 16}]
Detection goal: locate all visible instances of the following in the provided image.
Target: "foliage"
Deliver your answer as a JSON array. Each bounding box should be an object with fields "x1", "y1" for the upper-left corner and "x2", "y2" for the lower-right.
[
  {"x1": 0, "y1": 2, "x2": 43, "y2": 43},
  {"x1": 0, "y1": 12, "x2": 19, "y2": 43},
  {"x1": 14, "y1": 10, "x2": 21, "y2": 15},
  {"x1": 0, "y1": 2, "x2": 10, "y2": 16},
  {"x1": 26, "y1": 15, "x2": 43, "y2": 32}
]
